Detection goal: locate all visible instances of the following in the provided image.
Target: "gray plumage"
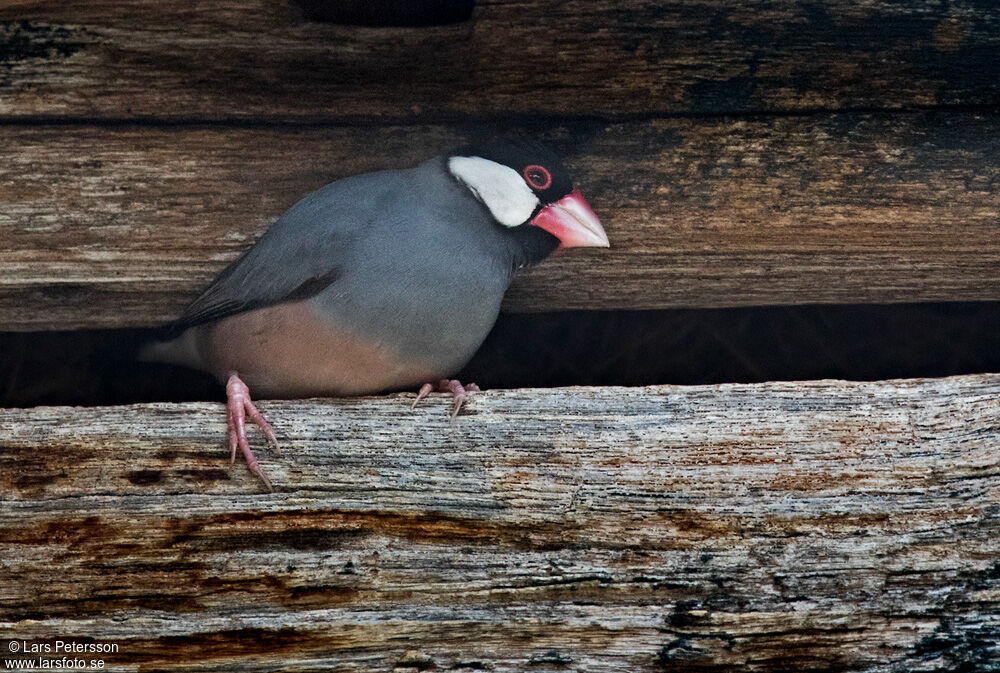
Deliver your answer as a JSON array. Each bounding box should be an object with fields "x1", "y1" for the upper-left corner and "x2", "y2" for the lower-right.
[{"x1": 143, "y1": 156, "x2": 534, "y2": 396}]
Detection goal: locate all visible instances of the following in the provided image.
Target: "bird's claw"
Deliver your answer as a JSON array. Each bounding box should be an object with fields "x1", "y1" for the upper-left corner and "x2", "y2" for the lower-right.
[
  {"x1": 226, "y1": 372, "x2": 277, "y2": 490},
  {"x1": 411, "y1": 382, "x2": 435, "y2": 409},
  {"x1": 412, "y1": 379, "x2": 480, "y2": 417}
]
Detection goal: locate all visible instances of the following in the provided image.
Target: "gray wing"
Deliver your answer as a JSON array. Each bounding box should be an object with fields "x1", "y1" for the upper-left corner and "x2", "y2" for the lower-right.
[{"x1": 171, "y1": 169, "x2": 404, "y2": 333}]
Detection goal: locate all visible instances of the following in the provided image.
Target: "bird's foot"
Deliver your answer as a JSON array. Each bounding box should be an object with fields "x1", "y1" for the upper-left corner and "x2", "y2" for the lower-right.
[
  {"x1": 225, "y1": 372, "x2": 278, "y2": 491},
  {"x1": 411, "y1": 378, "x2": 480, "y2": 417}
]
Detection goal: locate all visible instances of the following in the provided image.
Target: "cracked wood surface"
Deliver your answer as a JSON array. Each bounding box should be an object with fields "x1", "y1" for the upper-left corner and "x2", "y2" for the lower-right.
[
  {"x1": 3, "y1": 112, "x2": 1000, "y2": 330},
  {"x1": 0, "y1": 1, "x2": 998, "y2": 120},
  {"x1": 2, "y1": 375, "x2": 999, "y2": 671}
]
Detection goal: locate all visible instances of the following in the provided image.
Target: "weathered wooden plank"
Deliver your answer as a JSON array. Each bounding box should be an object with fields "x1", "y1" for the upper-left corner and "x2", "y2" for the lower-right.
[
  {"x1": 2, "y1": 112, "x2": 1000, "y2": 329},
  {"x1": 0, "y1": 0, "x2": 998, "y2": 120},
  {"x1": 2, "y1": 375, "x2": 999, "y2": 671}
]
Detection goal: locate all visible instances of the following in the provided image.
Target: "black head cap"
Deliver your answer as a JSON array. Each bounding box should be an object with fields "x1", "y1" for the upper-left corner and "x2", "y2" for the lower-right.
[{"x1": 459, "y1": 136, "x2": 574, "y2": 205}]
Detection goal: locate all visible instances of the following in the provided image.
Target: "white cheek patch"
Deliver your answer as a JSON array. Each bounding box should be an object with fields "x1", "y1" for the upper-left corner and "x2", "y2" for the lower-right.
[{"x1": 448, "y1": 156, "x2": 540, "y2": 227}]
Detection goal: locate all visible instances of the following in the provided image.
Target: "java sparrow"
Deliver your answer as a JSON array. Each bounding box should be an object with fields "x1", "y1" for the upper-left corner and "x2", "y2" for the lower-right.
[{"x1": 143, "y1": 137, "x2": 609, "y2": 488}]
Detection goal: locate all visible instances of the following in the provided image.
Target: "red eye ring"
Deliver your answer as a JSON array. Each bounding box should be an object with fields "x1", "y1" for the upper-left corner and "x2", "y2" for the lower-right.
[{"x1": 523, "y1": 164, "x2": 552, "y2": 190}]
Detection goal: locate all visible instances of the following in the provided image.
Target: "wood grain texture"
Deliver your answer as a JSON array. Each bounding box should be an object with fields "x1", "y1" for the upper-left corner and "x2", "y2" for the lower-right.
[
  {"x1": 2, "y1": 375, "x2": 999, "y2": 671},
  {"x1": 2, "y1": 112, "x2": 1000, "y2": 329},
  {"x1": 0, "y1": 0, "x2": 998, "y2": 120}
]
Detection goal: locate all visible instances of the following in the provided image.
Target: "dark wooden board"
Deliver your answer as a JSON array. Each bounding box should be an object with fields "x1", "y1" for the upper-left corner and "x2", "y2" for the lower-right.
[
  {"x1": 0, "y1": 0, "x2": 998, "y2": 120},
  {"x1": 2, "y1": 376, "x2": 999, "y2": 671},
  {"x1": 2, "y1": 112, "x2": 1000, "y2": 329}
]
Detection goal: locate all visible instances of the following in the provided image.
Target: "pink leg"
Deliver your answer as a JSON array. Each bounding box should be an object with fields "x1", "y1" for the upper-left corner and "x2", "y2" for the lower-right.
[
  {"x1": 226, "y1": 372, "x2": 278, "y2": 490},
  {"x1": 411, "y1": 378, "x2": 480, "y2": 417}
]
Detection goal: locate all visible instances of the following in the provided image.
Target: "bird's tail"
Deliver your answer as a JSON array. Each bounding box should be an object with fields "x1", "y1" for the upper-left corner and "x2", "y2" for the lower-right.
[{"x1": 137, "y1": 327, "x2": 203, "y2": 370}]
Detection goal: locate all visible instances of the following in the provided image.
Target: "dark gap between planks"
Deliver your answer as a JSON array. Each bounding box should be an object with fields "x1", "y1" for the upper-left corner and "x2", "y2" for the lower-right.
[
  {"x1": 293, "y1": 0, "x2": 474, "y2": 26},
  {"x1": 1, "y1": 301, "x2": 998, "y2": 408}
]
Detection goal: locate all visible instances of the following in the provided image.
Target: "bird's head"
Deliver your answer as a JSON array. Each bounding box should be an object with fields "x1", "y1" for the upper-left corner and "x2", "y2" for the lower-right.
[{"x1": 447, "y1": 137, "x2": 609, "y2": 259}]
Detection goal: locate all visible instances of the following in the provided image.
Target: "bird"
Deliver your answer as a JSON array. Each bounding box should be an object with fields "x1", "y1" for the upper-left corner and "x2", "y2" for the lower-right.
[{"x1": 142, "y1": 136, "x2": 609, "y2": 488}]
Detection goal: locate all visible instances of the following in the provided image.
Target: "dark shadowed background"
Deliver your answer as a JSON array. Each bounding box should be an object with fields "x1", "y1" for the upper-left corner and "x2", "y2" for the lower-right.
[{"x1": 2, "y1": 302, "x2": 999, "y2": 407}]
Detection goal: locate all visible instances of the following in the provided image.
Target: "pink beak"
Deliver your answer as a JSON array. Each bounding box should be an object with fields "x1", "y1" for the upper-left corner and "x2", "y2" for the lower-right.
[{"x1": 529, "y1": 190, "x2": 610, "y2": 249}]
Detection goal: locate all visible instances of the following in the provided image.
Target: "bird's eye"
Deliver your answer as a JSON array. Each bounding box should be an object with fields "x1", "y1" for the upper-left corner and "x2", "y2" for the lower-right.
[{"x1": 523, "y1": 164, "x2": 552, "y2": 190}]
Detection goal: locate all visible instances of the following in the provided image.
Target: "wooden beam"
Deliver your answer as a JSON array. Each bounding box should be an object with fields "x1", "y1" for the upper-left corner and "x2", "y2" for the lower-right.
[
  {"x1": 0, "y1": 0, "x2": 998, "y2": 120},
  {"x1": 2, "y1": 112, "x2": 1000, "y2": 330},
  {"x1": 2, "y1": 375, "x2": 999, "y2": 670}
]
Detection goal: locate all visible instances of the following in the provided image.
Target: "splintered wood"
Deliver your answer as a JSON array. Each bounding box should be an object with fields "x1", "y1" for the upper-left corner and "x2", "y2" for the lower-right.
[
  {"x1": 0, "y1": 1, "x2": 998, "y2": 119},
  {"x1": 3, "y1": 113, "x2": 1000, "y2": 329},
  {"x1": 2, "y1": 375, "x2": 998, "y2": 671},
  {"x1": 2, "y1": 0, "x2": 1000, "y2": 329}
]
